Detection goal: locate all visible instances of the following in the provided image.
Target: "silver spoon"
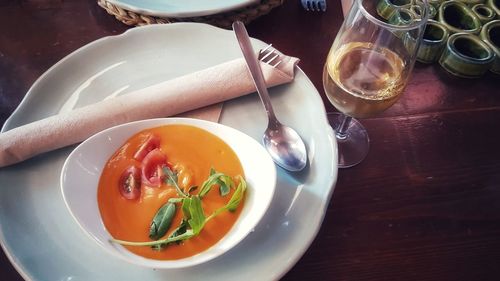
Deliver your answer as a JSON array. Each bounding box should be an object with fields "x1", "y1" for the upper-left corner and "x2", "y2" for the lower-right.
[{"x1": 232, "y1": 21, "x2": 307, "y2": 172}]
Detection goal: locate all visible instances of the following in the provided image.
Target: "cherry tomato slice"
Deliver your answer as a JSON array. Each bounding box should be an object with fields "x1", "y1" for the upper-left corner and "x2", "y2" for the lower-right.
[
  {"x1": 133, "y1": 134, "x2": 161, "y2": 161},
  {"x1": 142, "y1": 148, "x2": 167, "y2": 187},
  {"x1": 118, "y1": 165, "x2": 141, "y2": 200}
]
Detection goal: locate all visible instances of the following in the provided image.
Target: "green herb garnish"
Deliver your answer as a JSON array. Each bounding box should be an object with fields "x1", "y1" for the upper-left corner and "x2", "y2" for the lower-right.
[
  {"x1": 163, "y1": 166, "x2": 189, "y2": 198},
  {"x1": 206, "y1": 176, "x2": 247, "y2": 221},
  {"x1": 151, "y1": 219, "x2": 189, "y2": 251},
  {"x1": 198, "y1": 171, "x2": 225, "y2": 198},
  {"x1": 149, "y1": 202, "x2": 176, "y2": 240},
  {"x1": 110, "y1": 170, "x2": 247, "y2": 250},
  {"x1": 199, "y1": 168, "x2": 235, "y2": 198},
  {"x1": 186, "y1": 195, "x2": 206, "y2": 235},
  {"x1": 169, "y1": 219, "x2": 189, "y2": 240}
]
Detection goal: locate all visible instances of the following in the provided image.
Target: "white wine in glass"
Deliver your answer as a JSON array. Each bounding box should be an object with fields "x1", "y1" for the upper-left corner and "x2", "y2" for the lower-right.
[{"x1": 324, "y1": 0, "x2": 429, "y2": 168}]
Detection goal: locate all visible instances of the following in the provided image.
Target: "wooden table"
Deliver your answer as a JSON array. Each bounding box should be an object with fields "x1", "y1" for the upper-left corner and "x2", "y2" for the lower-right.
[{"x1": 1, "y1": 1, "x2": 500, "y2": 280}]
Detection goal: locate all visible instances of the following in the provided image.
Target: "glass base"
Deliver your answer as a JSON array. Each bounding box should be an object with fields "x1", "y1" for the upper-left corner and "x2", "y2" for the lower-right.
[{"x1": 330, "y1": 112, "x2": 370, "y2": 168}]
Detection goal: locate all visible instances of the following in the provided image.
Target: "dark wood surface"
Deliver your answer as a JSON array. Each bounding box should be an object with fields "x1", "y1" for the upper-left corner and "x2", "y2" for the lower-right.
[{"x1": 1, "y1": 0, "x2": 500, "y2": 280}]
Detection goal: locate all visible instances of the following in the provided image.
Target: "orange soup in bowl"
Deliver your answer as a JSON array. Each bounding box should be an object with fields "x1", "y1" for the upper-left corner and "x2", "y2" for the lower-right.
[{"x1": 97, "y1": 124, "x2": 246, "y2": 260}]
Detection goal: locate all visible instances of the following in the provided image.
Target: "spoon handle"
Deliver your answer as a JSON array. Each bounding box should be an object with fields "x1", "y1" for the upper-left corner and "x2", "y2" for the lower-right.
[{"x1": 232, "y1": 21, "x2": 278, "y2": 124}]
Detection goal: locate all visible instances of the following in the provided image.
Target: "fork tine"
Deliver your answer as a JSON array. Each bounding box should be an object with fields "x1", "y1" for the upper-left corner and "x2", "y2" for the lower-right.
[
  {"x1": 301, "y1": 0, "x2": 326, "y2": 11},
  {"x1": 306, "y1": 0, "x2": 313, "y2": 11},
  {"x1": 311, "y1": 1, "x2": 318, "y2": 11},
  {"x1": 319, "y1": 0, "x2": 326, "y2": 11},
  {"x1": 259, "y1": 44, "x2": 283, "y2": 68},
  {"x1": 260, "y1": 50, "x2": 276, "y2": 62},
  {"x1": 264, "y1": 53, "x2": 281, "y2": 67},
  {"x1": 311, "y1": 1, "x2": 317, "y2": 11},
  {"x1": 260, "y1": 44, "x2": 273, "y2": 54}
]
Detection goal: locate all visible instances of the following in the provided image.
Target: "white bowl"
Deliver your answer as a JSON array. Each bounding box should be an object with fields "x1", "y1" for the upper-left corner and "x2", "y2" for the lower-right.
[{"x1": 60, "y1": 118, "x2": 276, "y2": 269}]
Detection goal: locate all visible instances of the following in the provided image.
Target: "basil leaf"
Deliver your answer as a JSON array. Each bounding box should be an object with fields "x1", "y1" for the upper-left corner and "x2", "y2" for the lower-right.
[
  {"x1": 226, "y1": 176, "x2": 247, "y2": 212},
  {"x1": 163, "y1": 167, "x2": 188, "y2": 198},
  {"x1": 205, "y1": 176, "x2": 247, "y2": 222},
  {"x1": 219, "y1": 183, "x2": 230, "y2": 197},
  {"x1": 151, "y1": 219, "x2": 189, "y2": 250},
  {"x1": 188, "y1": 195, "x2": 205, "y2": 235},
  {"x1": 112, "y1": 173, "x2": 247, "y2": 250},
  {"x1": 149, "y1": 202, "x2": 176, "y2": 240},
  {"x1": 200, "y1": 169, "x2": 235, "y2": 198},
  {"x1": 163, "y1": 166, "x2": 178, "y2": 186},
  {"x1": 199, "y1": 172, "x2": 225, "y2": 198},
  {"x1": 151, "y1": 199, "x2": 191, "y2": 250},
  {"x1": 182, "y1": 197, "x2": 192, "y2": 220},
  {"x1": 218, "y1": 175, "x2": 233, "y2": 197},
  {"x1": 169, "y1": 219, "x2": 189, "y2": 239}
]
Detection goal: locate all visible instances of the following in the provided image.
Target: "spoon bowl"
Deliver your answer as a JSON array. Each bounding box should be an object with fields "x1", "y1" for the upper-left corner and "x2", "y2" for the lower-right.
[{"x1": 263, "y1": 124, "x2": 307, "y2": 171}]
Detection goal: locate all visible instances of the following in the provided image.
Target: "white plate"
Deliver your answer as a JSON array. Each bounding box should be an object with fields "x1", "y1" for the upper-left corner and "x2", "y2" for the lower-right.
[
  {"x1": 107, "y1": 0, "x2": 259, "y2": 18},
  {"x1": 61, "y1": 118, "x2": 277, "y2": 269},
  {"x1": 0, "y1": 23, "x2": 338, "y2": 281}
]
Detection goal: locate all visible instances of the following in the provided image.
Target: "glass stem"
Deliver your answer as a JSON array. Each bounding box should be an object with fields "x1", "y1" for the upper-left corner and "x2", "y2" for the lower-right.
[{"x1": 335, "y1": 114, "x2": 352, "y2": 140}]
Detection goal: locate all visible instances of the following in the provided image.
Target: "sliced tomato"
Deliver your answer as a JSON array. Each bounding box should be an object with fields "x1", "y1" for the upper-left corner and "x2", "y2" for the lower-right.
[
  {"x1": 118, "y1": 165, "x2": 141, "y2": 200},
  {"x1": 133, "y1": 134, "x2": 161, "y2": 161},
  {"x1": 141, "y1": 148, "x2": 168, "y2": 187}
]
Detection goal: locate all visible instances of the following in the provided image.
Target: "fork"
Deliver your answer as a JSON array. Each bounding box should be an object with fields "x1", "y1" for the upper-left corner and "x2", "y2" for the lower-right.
[
  {"x1": 301, "y1": 0, "x2": 327, "y2": 11},
  {"x1": 258, "y1": 44, "x2": 282, "y2": 68}
]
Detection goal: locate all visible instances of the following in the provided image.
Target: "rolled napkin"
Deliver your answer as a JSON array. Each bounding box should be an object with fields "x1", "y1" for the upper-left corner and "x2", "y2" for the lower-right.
[{"x1": 0, "y1": 53, "x2": 299, "y2": 167}]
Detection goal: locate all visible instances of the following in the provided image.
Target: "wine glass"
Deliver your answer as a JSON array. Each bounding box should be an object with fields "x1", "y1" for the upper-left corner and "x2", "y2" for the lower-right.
[{"x1": 323, "y1": 0, "x2": 429, "y2": 168}]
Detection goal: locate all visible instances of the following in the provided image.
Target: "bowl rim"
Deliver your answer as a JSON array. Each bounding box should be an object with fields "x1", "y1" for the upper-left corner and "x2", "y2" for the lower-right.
[{"x1": 60, "y1": 117, "x2": 277, "y2": 269}]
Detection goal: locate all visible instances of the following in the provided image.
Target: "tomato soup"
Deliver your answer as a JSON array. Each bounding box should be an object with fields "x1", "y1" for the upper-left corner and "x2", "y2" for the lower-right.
[{"x1": 97, "y1": 124, "x2": 245, "y2": 260}]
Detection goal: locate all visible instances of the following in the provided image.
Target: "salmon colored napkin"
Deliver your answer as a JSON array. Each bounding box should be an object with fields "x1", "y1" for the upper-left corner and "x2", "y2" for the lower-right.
[{"x1": 0, "y1": 53, "x2": 299, "y2": 167}]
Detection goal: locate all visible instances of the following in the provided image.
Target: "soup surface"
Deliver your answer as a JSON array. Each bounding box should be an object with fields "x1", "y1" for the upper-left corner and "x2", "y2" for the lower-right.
[{"x1": 97, "y1": 124, "x2": 245, "y2": 260}]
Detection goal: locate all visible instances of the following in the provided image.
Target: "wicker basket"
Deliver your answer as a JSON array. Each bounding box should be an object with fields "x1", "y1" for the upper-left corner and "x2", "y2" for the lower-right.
[{"x1": 97, "y1": 0, "x2": 285, "y2": 28}]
